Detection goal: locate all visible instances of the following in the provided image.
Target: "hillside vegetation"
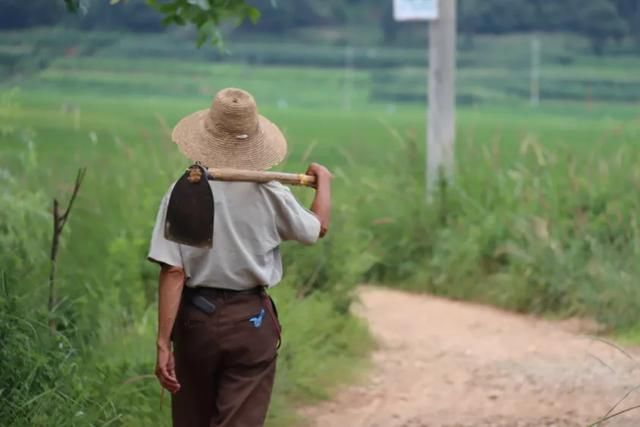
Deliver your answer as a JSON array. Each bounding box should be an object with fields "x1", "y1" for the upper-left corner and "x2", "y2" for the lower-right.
[{"x1": 1, "y1": 28, "x2": 640, "y2": 425}]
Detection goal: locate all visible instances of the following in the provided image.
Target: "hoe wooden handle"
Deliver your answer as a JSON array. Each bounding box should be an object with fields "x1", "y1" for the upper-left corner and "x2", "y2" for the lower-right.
[{"x1": 207, "y1": 168, "x2": 317, "y2": 187}]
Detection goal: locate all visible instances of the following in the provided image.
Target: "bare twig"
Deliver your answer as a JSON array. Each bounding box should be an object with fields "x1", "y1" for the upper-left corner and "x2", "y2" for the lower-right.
[
  {"x1": 587, "y1": 336, "x2": 640, "y2": 426},
  {"x1": 587, "y1": 352, "x2": 615, "y2": 373},
  {"x1": 602, "y1": 384, "x2": 640, "y2": 420},
  {"x1": 48, "y1": 199, "x2": 60, "y2": 332},
  {"x1": 589, "y1": 336, "x2": 637, "y2": 363},
  {"x1": 48, "y1": 167, "x2": 87, "y2": 333},
  {"x1": 587, "y1": 404, "x2": 640, "y2": 427}
]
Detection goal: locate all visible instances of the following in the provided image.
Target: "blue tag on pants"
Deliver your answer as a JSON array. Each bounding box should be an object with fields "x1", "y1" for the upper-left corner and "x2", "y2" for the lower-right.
[{"x1": 249, "y1": 308, "x2": 265, "y2": 328}]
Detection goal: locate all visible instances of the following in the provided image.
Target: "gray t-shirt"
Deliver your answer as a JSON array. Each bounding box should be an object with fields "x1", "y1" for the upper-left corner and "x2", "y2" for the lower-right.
[{"x1": 148, "y1": 180, "x2": 320, "y2": 290}]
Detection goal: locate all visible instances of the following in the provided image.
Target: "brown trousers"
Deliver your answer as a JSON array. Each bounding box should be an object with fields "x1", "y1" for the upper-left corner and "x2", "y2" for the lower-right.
[{"x1": 172, "y1": 289, "x2": 280, "y2": 427}]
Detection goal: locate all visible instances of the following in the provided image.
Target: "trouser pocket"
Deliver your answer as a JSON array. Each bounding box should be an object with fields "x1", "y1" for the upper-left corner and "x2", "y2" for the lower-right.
[{"x1": 262, "y1": 294, "x2": 281, "y2": 348}]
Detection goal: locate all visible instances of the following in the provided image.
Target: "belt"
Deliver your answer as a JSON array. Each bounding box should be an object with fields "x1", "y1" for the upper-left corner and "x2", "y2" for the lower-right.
[
  {"x1": 182, "y1": 285, "x2": 281, "y2": 348},
  {"x1": 184, "y1": 286, "x2": 265, "y2": 298}
]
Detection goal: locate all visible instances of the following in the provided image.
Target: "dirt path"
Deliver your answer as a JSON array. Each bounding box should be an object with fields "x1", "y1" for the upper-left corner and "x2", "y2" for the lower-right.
[{"x1": 301, "y1": 286, "x2": 640, "y2": 427}]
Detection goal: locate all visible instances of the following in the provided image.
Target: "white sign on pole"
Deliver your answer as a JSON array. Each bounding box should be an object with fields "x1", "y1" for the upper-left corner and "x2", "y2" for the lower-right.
[{"x1": 393, "y1": 0, "x2": 439, "y2": 21}]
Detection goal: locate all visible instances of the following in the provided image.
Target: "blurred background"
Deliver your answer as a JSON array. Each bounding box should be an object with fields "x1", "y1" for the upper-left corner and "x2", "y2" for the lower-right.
[{"x1": 1, "y1": 1, "x2": 639, "y2": 426}]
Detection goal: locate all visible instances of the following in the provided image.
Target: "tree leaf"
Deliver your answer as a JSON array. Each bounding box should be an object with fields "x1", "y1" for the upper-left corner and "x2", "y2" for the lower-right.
[
  {"x1": 247, "y1": 6, "x2": 261, "y2": 24},
  {"x1": 187, "y1": 0, "x2": 211, "y2": 10},
  {"x1": 196, "y1": 28, "x2": 210, "y2": 47}
]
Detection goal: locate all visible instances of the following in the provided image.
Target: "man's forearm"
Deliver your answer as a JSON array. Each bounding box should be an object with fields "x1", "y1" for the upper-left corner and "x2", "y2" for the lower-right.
[
  {"x1": 157, "y1": 265, "x2": 185, "y2": 347},
  {"x1": 311, "y1": 176, "x2": 331, "y2": 237}
]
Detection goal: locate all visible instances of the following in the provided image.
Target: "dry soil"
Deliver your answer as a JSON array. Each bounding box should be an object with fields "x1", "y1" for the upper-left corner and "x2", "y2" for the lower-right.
[{"x1": 301, "y1": 286, "x2": 640, "y2": 427}]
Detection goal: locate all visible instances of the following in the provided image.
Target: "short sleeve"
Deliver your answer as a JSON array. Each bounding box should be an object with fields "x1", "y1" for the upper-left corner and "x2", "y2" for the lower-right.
[
  {"x1": 147, "y1": 189, "x2": 183, "y2": 268},
  {"x1": 262, "y1": 182, "x2": 321, "y2": 245}
]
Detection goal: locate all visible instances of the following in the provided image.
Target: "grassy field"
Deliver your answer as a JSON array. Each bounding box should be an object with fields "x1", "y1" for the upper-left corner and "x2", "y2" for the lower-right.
[
  {"x1": 2, "y1": 28, "x2": 640, "y2": 426},
  {"x1": 3, "y1": 28, "x2": 640, "y2": 105}
]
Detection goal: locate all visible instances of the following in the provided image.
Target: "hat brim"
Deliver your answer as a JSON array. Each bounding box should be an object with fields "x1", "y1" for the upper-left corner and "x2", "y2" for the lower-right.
[{"x1": 171, "y1": 109, "x2": 287, "y2": 171}]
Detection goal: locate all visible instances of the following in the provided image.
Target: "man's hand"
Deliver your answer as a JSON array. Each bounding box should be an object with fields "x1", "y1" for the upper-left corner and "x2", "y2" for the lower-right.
[
  {"x1": 155, "y1": 264, "x2": 184, "y2": 394},
  {"x1": 306, "y1": 163, "x2": 332, "y2": 237},
  {"x1": 156, "y1": 342, "x2": 181, "y2": 394},
  {"x1": 306, "y1": 163, "x2": 332, "y2": 189}
]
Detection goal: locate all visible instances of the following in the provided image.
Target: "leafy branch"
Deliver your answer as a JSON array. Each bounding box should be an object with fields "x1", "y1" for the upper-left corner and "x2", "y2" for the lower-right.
[{"x1": 64, "y1": 0, "x2": 260, "y2": 47}]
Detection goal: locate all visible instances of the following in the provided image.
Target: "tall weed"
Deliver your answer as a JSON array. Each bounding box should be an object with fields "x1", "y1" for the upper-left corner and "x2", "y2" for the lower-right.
[{"x1": 366, "y1": 121, "x2": 640, "y2": 330}]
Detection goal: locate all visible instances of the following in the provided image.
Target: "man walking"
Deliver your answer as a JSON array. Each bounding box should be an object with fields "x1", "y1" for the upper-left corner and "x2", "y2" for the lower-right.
[{"x1": 148, "y1": 88, "x2": 331, "y2": 426}]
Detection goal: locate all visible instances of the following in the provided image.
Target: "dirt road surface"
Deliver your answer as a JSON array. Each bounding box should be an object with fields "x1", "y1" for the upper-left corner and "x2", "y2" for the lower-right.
[{"x1": 301, "y1": 286, "x2": 640, "y2": 427}]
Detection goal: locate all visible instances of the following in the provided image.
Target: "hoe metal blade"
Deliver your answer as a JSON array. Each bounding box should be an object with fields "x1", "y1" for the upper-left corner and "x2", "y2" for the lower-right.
[{"x1": 164, "y1": 164, "x2": 214, "y2": 248}]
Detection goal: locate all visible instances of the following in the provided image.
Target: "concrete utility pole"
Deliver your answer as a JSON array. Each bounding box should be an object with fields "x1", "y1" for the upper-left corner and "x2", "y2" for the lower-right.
[{"x1": 426, "y1": 0, "x2": 456, "y2": 197}]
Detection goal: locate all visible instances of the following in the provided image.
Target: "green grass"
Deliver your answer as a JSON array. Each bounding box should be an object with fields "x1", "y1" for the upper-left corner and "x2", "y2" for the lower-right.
[
  {"x1": 0, "y1": 87, "x2": 377, "y2": 425},
  {"x1": 615, "y1": 328, "x2": 640, "y2": 346},
  {"x1": 2, "y1": 27, "x2": 640, "y2": 426}
]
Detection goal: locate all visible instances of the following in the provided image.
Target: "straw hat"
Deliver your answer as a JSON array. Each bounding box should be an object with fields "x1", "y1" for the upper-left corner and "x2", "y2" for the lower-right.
[{"x1": 172, "y1": 88, "x2": 287, "y2": 170}]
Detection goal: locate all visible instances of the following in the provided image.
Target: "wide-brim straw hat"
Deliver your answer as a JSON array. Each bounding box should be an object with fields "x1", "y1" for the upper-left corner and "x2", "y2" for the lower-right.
[{"x1": 172, "y1": 88, "x2": 287, "y2": 170}]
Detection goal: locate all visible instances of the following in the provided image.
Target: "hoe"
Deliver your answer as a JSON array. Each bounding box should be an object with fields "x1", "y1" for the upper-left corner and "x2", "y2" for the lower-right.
[{"x1": 165, "y1": 164, "x2": 315, "y2": 248}]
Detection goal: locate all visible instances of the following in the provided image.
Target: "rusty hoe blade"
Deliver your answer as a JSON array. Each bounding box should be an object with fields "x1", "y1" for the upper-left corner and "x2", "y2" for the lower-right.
[{"x1": 164, "y1": 164, "x2": 214, "y2": 248}]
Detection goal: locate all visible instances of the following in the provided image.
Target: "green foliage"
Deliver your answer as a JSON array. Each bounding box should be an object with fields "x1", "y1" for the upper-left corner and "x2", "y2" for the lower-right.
[
  {"x1": 367, "y1": 115, "x2": 640, "y2": 330},
  {"x1": 3, "y1": 0, "x2": 640, "y2": 52},
  {"x1": 578, "y1": 0, "x2": 628, "y2": 54},
  {"x1": 0, "y1": 288, "x2": 96, "y2": 426},
  {"x1": 0, "y1": 143, "x2": 134, "y2": 426},
  {"x1": 145, "y1": 0, "x2": 259, "y2": 46},
  {"x1": 0, "y1": 93, "x2": 49, "y2": 289},
  {"x1": 458, "y1": 0, "x2": 537, "y2": 34},
  {"x1": 0, "y1": 0, "x2": 66, "y2": 29},
  {"x1": 0, "y1": 68, "x2": 374, "y2": 424},
  {"x1": 2, "y1": 28, "x2": 640, "y2": 425},
  {"x1": 0, "y1": 284, "x2": 162, "y2": 426},
  {"x1": 59, "y1": 0, "x2": 259, "y2": 46}
]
